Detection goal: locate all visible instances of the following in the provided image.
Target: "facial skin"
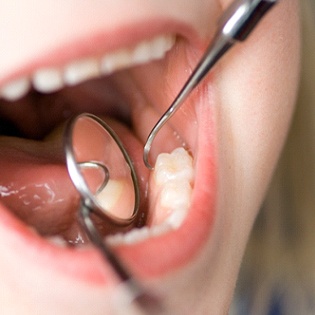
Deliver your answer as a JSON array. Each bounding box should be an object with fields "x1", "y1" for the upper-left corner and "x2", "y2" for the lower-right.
[{"x1": 0, "y1": 1, "x2": 300, "y2": 314}]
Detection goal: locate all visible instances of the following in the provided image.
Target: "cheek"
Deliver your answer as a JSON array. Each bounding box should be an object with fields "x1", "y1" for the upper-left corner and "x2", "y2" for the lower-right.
[{"x1": 216, "y1": 0, "x2": 300, "y2": 216}]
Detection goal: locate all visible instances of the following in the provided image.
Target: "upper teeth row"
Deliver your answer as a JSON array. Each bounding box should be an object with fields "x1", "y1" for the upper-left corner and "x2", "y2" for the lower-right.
[{"x1": 0, "y1": 34, "x2": 175, "y2": 102}]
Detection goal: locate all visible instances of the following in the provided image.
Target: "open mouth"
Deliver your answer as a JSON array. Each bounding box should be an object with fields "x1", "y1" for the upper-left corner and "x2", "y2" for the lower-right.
[{"x1": 0, "y1": 14, "x2": 217, "y2": 290}]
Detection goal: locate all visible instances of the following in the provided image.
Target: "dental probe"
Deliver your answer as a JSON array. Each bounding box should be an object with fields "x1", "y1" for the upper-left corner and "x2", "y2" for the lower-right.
[{"x1": 143, "y1": 0, "x2": 278, "y2": 170}]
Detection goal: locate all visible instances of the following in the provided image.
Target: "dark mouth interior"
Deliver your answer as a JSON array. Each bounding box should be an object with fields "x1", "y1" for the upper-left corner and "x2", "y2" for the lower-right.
[
  {"x1": 0, "y1": 76, "x2": 133, "y2": 140},
  {"x1": 0, "y1": 74, "x2": 150, "y2": 245}
]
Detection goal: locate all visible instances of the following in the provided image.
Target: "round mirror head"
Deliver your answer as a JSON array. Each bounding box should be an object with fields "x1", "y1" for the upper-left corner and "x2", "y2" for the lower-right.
[{"x1": 64, "y1": 113, "x2": 140, "y2": 226}]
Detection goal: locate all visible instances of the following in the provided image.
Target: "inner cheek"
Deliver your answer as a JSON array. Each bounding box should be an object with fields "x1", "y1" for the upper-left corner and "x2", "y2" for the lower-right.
[{"x1": 126, "y1": 37, "x2": 205, "y2": 159}]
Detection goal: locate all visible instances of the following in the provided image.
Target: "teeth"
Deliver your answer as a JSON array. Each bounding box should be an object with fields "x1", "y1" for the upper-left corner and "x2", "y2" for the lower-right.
[
  {"x1": 106, "y1": 147, "x2": 194, "y2": 246},
  {"x1": 0, "y1": 34, "x2": 175, "y2": 101},
  {"x1": 154, "y1": 148, "x2": 194, "y2": 185},
  {"x1": 0, "y1": 77, "x2": 31, "y2": 101},
  {"x1": 151, "y1": 147, "x2": 194, "y2": 228},
  {"x1": 64, "y1": 58, "x2": 100, "y2": 86},
  {"x1": 150, "y1": 35, "x2": 175, "y2": 59},
  {"x1": 42, "y1": 148, "x2": 193, "y2": 248},
  {"x1": 106, "y1": 148, "x2": 194, "y2": 246},
  {"x1": 100, "y1": 50, "x2": 131, "y2": 74},
  {"x1": 46, "y1": 236, "x2": 68, "y2": 247},
  {"x1": 97, "y1": 179, "x2": 135, "y2": 219},
  {"x1": 97, "y1": 179, "x2": 124, "y2": 211},
  {"x1": 32, "y1": 68, "x2": 63, "y2": 93},
  {"x1": 106, "y1": 224, "x2": 171, "y2": 246},
  {"x1": 132, "y1": 42, "x2": 154, "y2": 64},
  {"x1": 159, "y1": 181, "x2": 192, "y2": 211}
]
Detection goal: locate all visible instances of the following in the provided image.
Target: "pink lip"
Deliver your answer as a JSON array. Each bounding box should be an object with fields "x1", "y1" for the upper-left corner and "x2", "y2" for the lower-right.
[{"x1": 0, "y1": 16, "x2": 217, "y2": 284}]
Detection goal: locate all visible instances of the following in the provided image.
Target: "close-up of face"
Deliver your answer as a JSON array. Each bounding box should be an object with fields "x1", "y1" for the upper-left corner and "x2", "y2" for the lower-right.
[{"x1": 0, "y1": 1, "x2": 300, "y2": 314}]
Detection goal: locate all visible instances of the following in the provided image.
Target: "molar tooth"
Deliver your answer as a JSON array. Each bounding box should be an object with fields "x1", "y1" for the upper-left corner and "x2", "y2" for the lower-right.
[
  {"x1": 154, "y1": 148, "x2": 194, "y2": 185},
  {"x1": 97, "y1": 179, "x2": 123, "y2": 213},
  {"x1": 32, "y1": 68, "x2": 64, "y2": 93},
  {"x1": 0, "y1": 77, "x2": 31, "y2": 101},
  {"x1": 150, "y1": 223, "x2": 172, "y2": 237},
  {"x1": 64, "y1": 58, "x2": 100, "y2": 86},
  {"x1": 151, "y1": 147, "x2": 194, "y2": 228},
  {"x1": 46, "y1": 236, "x2": 68, "y2": 247},
  {"x1": 165, "y1": 208, "x2": 188, "y2": 229},
  {"x1": 105, "y1": 233, "x2": 125, "y2": 246},
  {"x1": 123, "y1": 227, "x2": 151, "y2": 244},
  {"x1": 105, "y1": 224, "x2": 172, "y2": 246},
  {"x1": 150, "y1": 35, "x2": 175, "y2": 60},
  {"x1": 159, "y1": 181, "x2": 192, "y2": 210},
  {"x1": 166, "y1": 35, "x2": 176, "y2": 50},
  {"x1": 157, "y1": 181, "x2": 192, "y2": 227}
]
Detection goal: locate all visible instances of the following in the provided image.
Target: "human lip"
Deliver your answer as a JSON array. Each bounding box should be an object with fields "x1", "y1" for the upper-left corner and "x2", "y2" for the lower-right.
[
  {"x1": 0, "y1": 12, "x2": 217, "y2": 287},
  {"x1": 0, "y1": 15, "x2": 199, "y2": 86}
]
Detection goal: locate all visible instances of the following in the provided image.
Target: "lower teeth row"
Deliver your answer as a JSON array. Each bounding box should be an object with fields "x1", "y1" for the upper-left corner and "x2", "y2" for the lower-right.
[
  {"x1": 45, "y1": 147, "x2": 194, "y2": 247},
  {"x1": 106, "y1": 147, "x2": 194, "y2": 246}
]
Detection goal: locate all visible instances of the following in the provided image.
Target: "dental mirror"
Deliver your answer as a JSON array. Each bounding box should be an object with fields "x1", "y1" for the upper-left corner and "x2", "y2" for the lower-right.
[
  {"x1": 63, "y1": 114, "x2": 164, "y2": 314},
  {"x1": 64, "y1": 113, "x2": 140, "y2": 227}
]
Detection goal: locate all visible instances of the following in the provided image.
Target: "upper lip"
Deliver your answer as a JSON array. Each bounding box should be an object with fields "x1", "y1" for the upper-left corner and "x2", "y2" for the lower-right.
[
  {"x1": 0, "y1": 11, "x2": 217, "y2": 286},
  {"x1": 0, "y1": 13, "x2": 200, "y2": 86}
]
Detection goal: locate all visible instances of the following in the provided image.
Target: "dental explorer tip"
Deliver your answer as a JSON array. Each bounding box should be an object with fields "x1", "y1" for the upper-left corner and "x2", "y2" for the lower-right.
[{"x1": 143, "y1": 139, "x2": 154, "y2": 170}]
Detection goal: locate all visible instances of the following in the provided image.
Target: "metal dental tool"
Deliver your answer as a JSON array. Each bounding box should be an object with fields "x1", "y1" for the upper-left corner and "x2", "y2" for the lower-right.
[
  {"x1": 143, "y1": 0, "x2": 278, "y2": 170},
  {"x1": 64, "y1": 113, "x2": 141, "y2": 228},
  {"x1": 64, "y1": 113, "x2": 164, "y2": 314}
]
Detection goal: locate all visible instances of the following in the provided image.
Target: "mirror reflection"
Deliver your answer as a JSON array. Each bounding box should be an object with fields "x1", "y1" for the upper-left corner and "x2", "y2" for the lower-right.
[{"x1": 67, "y1": 114, "x2": 138, "y2": 222}]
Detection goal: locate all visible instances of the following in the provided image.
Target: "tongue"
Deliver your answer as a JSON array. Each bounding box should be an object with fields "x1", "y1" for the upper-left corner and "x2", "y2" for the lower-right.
[
  {"x1": 0, "y1": 117, "x2": 149, "y2": 243},
  {"x1": 0, "y1": 137, "x2": 81, "y2": 241}
]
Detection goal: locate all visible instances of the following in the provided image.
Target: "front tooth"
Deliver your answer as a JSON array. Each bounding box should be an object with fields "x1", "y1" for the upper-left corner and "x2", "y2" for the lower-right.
[
  {"x1": 100, "y1": 50, "x2": 131, "y2": 75},
  {"x1": 101, "y1": 34, "x2": 175, "y2": 74},
  {"x1": 0, "y1": 77, "x2": 31, "y2": 101},
  {"x1": 64, "y1": 58, "x2": 100, "y2": 86},
  {"x1": 32, "y1": 68, "x2": 64, "y2": 93}
]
